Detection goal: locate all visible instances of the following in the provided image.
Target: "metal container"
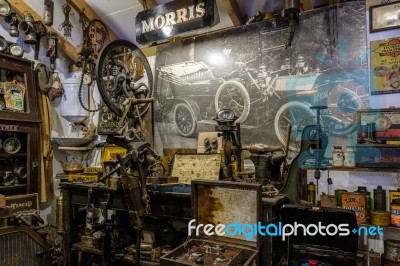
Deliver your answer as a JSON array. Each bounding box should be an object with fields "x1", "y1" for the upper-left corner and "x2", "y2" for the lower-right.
[
  {"x1": 335, "y1": 189, "x2": 347, "y2": 207},
  {"x1": 384, "y1": 240, "x2": 400, "y2": 262},
  {"x1": 341, "y1": 192, "x2": 366, "y2": 223},
  {"x1": 391, "y1": 199, "x2": 400, "y2": 227},
  {"x1": 356, "y1": 186, "x2": 371, "y2": 222},
  {"x1": 56, "y1": 194, "x2": 63, "y2": 234},
  {"x1": 307, "y1": 182, "x2": 316, "y2": 206},
  {"x1": 390, "y1": 189, "x2": 400, "y2": 205},
  {"x1": 344, "y1": 146, "x2": 356, "y2": 167},
  {"x1": 371, "y1": 210, "x2": 390, "y2": 227},
  {"x1": 374, "y1": 185, "x2": 387, "y2": 211},
  {"x1": 320, "y1": 194, "x2": 337, "y2": 207},
  {"x1": 332, "y1": 146, "x2": 344, "y2": 167}
]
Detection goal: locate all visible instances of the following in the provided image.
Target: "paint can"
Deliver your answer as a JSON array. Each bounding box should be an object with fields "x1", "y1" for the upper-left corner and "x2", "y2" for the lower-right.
[
  {"x1": 335, "y1": 189, "x2": 347, "y2": 207},
  {"x1": 356, "y1": 186, "x2": 371, "y2": 222},
  {"x1": 374, "y1": 185, "x2": 387, "y2": 211},
  {"x1": 341, "y1": 192, "x2": 366, "y2": 223},
  {"x1": 391, "y1": 199, "x2": 400, "y2": 227},
  {"x1": 371, "y1": 210, "x2": 390, "y2": 227},
  {"x1": 320, "y1": 194, "x2": 337, "y2": 207},
  {"x1": 389, "y1": 189, "x2": 400, "y2": 205}
]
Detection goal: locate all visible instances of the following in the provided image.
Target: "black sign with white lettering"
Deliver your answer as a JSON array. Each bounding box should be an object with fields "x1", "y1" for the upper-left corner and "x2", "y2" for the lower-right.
[
  {"x1": 135, "y1": 0, "x2": 219, "y2": 44},
  {"x1": 97, "y1": 106, "x2": 120, "y2": 135}
]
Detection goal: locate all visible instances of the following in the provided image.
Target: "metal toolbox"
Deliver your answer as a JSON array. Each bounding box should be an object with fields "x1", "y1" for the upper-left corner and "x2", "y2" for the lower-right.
[{"x1": 160, "y1": 180, "x2": 262, "y2": 266}]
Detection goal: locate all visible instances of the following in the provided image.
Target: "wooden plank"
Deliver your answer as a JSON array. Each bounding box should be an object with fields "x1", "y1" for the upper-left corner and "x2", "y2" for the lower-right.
[
  {"x1": 7, "y1": 0, "x2": 79, "y2": 62},
  {"x1": 67, "y1": 0, "x2": 119, "y2": 41},
  {"x1": 221, "y1": 0, "x2": 243, "y2": 27},
  {"x1": 137, "y1": 0, "x2": 158, "y2": 10}
]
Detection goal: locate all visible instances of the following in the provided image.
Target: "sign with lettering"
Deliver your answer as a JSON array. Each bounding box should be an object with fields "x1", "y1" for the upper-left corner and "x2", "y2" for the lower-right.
[
  {"x1": 135, "y1": 0, "x2": 219, "y2": 44},
  {"x1": 5, "y1": 193, "x2": 39, "y2": 214},
  {"x1": 97, "y1": 106, "x2": 120, "y2": 135},
  {"x1": 0, "y1": 124, "x2": 19, "y2": 131}
]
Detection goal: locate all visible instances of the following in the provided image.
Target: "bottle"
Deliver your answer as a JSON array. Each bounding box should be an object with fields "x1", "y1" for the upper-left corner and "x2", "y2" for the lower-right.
[
  {"x1": 307, "y1": 182, "x2": 316, "y2": 206},
  {"x1": 332, "y1": 146, "x2": 344, "y2": 167},
  {"x1": 345, "y1": 146, "x2": 356, "y2": 167}
]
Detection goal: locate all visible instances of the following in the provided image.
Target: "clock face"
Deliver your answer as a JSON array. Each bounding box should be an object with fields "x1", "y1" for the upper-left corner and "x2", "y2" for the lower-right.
[
  {"x1": 9, "y1": 44, "x2": 23, "y2": 57},
  {"x1": 373, "y1": 114, "x2": 392, "y2": 131}
]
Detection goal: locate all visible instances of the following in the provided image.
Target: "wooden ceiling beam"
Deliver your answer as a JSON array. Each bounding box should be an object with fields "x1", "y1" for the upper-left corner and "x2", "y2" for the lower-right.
[
  {"x1": 137, "y1": 0, "x2": 158, "y2": 10},
  {"x1": 67, "y1": 0, "x2": 119, "y2": 41},
  {"x1": 7, "y1": 0, "x2": 79, "y2": 62},
  {"x1": 221, "y1": 0, "x2": 243, "y2": 27}
]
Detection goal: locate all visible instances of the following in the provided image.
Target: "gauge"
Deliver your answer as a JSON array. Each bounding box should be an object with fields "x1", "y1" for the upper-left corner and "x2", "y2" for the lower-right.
[
  {"x1": 9, "y1": 43, "x2": 23, "y2": 57},
  {"x1": 2, "y1": 171, "x2": 16, "y2": 186},
  {"x1": 373, "y1": 114, "x2": 392, "y2": 131},
  {"x1": 216, "y1": 109, "x2": 236, "y2": 121},
  {"x1": 3, "y1": 137, "x2": 21, "y2": 154}
]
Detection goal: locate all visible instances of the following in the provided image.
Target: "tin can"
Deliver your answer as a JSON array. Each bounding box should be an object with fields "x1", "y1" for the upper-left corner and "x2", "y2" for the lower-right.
[
  {"x1": 344, "y1": 146, "x2": 356, "y2": 167},
  {"x1": 356, "y1": 186, "x2": 371, "y2": 222},
  {"x1": 384, "y1": 240, "x2": 400, "y2": 262},
  {"x1": 390, "y1": 189, "x2": 400, "y2": 204},
  {"x1": 342, "y1": 192, "x2": 366, "y2": 223},
  {"x1": 374, "y1": 185, "x2": 387, "y2": 211},
  {"x1": 320, "y1": 194, "x2": 337, "y2": 207},
  {"x1": 335, "y1": 189, "x2": 347, "y2": 207},
  {"x1": 371, "y1": 210, "x2": 390, "y2": 227},
  {"x1": 391, "y1": 199, "x2": 400, "y2": 227},
  {"x1": 307, "y1": 182, "x2": 316, "y2": 206}
]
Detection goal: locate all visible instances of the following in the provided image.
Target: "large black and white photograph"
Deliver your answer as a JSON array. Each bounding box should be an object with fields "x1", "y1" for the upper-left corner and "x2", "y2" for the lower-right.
[{"x1": 154, "y1": 1, "x2": 369, "y2": 154}]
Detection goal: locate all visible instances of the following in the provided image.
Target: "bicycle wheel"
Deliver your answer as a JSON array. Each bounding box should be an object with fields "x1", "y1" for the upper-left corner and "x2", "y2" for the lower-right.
[
  {"x1": 214, "y1": 80, "x2": 250, "y2": 124},
  {"x1": 96, "y1": 40, "x2": 153, "y2": 118},
  {"x1": 274, "y1": 101, "x2": 315, "y2": 152}
]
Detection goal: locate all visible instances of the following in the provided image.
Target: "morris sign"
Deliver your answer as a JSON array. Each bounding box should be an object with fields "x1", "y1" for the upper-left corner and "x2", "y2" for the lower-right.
[{"x1": 136, "y1": 0, "x2": 219, "y2": 44}]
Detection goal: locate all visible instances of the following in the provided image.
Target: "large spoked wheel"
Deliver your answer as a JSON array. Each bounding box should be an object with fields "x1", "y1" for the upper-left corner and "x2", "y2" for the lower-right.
[
  {"x1": 174, "y1": 103, "x2": 197, "y2": 137},
  {"x1": 96, "y1": 40, "x2": 153, "y2": 117},
  {"x1": 215, "y1": 80, "x2": 250, "y2": 124},
  {"x1": 327, "y1": 81, "x2": 369, "y2": 135},
  {"x1": 274, "y1": 101, "x2": 315, "y2": 152}
]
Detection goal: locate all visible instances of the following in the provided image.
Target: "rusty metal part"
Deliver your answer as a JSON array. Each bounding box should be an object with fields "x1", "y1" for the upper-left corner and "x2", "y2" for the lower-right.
[{"x1": 245, "y1": 144, "x2": 283, "y2": 154}]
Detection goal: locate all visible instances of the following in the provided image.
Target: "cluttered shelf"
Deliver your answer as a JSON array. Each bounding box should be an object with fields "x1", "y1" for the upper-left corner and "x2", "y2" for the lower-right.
[
  {"x1": 0, "y1": 184, "x2": 27, "y2": 192},
  {"x1": 302, "y1": 166, "x2": 400, "y2": 173}
]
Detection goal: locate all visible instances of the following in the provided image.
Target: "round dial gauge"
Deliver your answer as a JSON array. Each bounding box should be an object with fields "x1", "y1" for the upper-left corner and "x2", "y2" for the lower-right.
[
  {"x1": 373, "y1": 114, "x2": 392, "y2": 131},
  {"x1": 9, "y1": 43, "x2": 23, "y2": 57},
  {"x1": 3, "y1": 137, "x2": 21, "y2": 154}
]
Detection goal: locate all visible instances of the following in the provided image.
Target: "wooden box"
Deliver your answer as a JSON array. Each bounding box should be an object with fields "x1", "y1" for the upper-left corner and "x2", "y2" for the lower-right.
[{"x1": 160, "y1": 180, "x2": 262, "y2": 265}]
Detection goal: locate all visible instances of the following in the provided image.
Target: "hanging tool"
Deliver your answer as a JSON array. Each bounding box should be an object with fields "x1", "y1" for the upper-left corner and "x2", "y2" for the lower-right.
[{"x1": 59, "y1": 3, "x2": 73, "y2": 38}]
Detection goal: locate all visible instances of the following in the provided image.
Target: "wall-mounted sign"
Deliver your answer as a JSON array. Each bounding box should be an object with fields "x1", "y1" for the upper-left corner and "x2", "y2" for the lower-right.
[{"x1": 135, "y1": 0, "x2": 219, "y2": 45}]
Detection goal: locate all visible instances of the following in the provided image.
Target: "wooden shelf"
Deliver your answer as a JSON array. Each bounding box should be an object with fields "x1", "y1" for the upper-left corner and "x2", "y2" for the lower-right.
[{"x1": 0, "y1": 184, "x2": 27, "y2": 191}]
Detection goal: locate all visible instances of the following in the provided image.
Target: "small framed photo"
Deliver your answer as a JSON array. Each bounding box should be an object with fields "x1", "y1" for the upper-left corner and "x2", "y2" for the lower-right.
[{"x1": 370, "y1": 1, "x2": 400, "y2": 33}]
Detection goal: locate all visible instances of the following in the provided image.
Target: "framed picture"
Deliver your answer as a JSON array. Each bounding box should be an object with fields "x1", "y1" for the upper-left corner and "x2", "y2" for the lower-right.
[{"x1": 369, "y1": 1, "x2": 400, "y2": 32}]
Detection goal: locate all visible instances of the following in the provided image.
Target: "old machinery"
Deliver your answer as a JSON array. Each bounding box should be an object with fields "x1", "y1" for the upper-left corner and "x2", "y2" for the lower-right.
[
  {"x1": 96, "y1": 39, "x2": 158, "y2": 265},
  {"x1": 283, "y1": 0, "x2": 300, "y2": 48},
  {"x1": 214, "y1": 109, "x2": 243, "y2": 179}
]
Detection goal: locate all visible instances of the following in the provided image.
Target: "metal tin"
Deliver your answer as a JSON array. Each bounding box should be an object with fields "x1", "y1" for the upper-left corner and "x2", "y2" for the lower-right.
[
  {"x1": 307, "y1": 182, "x2": 316, "y2": 206},
  {"x1": 374, "y1": 185, "x2": 387, "y2": 211},
  {"x1": 371, "y1": 210, "x2": 390, "y2": 227},
  {"x1": 391, "y1": 199, "x2": 400, "y2": 227},
  {"x1": 335, "y1": 189, "x2": 347, "y2": 207},
  {"x1": 320, "y1": 194, "x2": 337, "y2": 207},
  {"x1": 390, "y1": 189, "x2": 400, "y2": 204},
  {"x1": 341, "y1": 192, "x2": 366, "y2": 223},
  {"x1": 344, "y1": 146, "x2": 356, "y2": 167},
  {"x1": 356, "y1": 186, "x2": 371, "y2": 222},
  {"x1": 384, "y1": 240, "x2": 400, "y2": 262}
]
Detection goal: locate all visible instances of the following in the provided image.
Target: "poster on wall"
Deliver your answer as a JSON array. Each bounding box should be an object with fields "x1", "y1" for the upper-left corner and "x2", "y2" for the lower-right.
[
  {"x1": 153, "y1": 2, "x2": 369, "y2": 155},
  {"x1": 370, "y1": 38, "x2": 400, "y2": 95}
]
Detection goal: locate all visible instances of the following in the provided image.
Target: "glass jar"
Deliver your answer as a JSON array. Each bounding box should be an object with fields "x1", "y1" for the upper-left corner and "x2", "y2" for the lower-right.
[
  {"x1": 332, "y1": 146, "x2": 344, "y2": 167},
  {"x1": 345, "y1": 146, "x2": 356, "y2": 167}
]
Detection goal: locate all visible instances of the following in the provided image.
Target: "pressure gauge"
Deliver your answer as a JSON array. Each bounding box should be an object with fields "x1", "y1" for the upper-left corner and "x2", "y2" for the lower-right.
[
  {"x1": 373, "y1": 114, "x2": 392, "y2": 131},
  {"x1": 9, "y1": 43, "x2": 23, "y2": 57}
]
